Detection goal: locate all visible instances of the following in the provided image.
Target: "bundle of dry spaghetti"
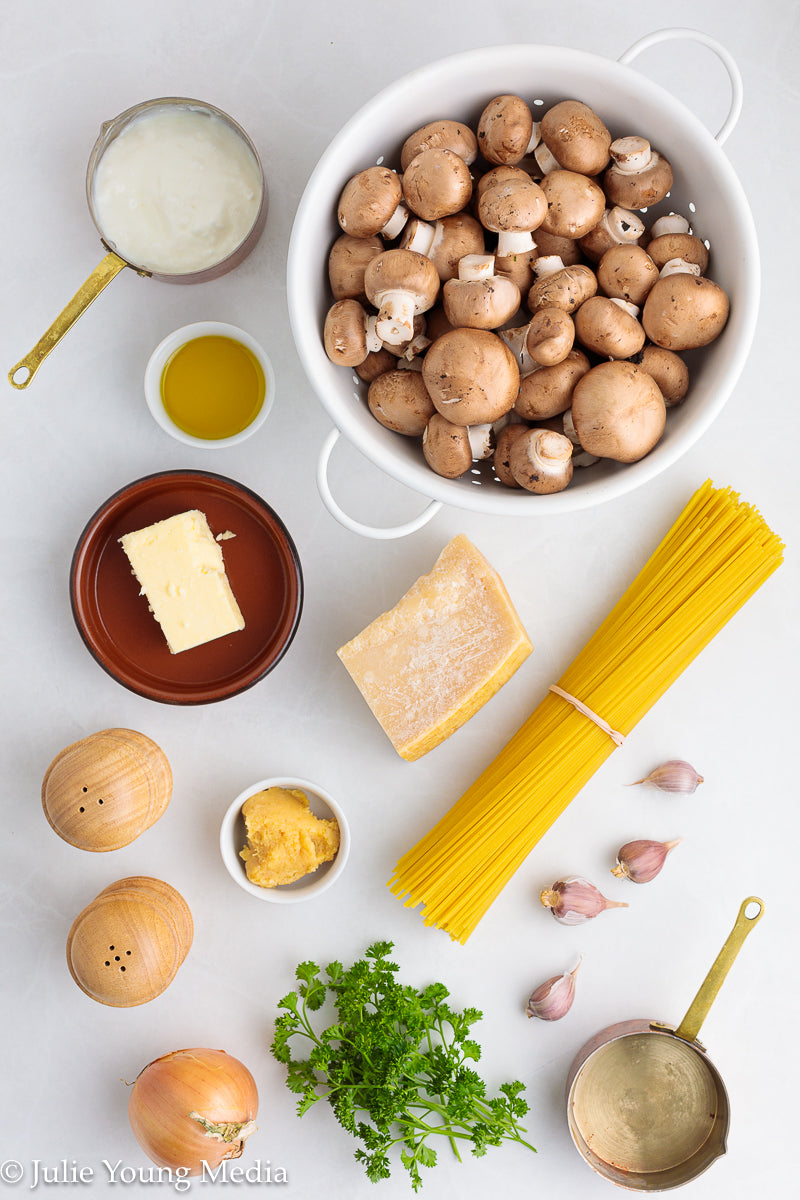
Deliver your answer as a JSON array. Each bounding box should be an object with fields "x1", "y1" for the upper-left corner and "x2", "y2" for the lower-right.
[{"x1": 388, "y1": 481, "x2": 783, "y2": 944}]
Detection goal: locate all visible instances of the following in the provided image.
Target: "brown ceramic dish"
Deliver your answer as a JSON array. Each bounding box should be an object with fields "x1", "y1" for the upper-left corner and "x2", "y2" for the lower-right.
[{"x1": 70, "y1": 471, "x2": 303, "y2": 704}]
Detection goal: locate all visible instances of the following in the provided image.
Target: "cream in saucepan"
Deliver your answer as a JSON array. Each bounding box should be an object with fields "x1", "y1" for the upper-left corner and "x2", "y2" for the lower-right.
[{"x1": 91, "y1": 106, "x2": 262, "y2": 274}]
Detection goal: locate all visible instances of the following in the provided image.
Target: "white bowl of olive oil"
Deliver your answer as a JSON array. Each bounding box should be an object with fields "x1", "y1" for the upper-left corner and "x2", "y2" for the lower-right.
[{"x1": 144, "y1": 321, "x2": 275, "y2": 447}]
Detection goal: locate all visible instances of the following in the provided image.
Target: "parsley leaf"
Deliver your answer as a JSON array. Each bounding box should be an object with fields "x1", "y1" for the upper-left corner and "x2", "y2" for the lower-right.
[{"x1": 270, "y1": 942, "x2": 535, "y2": 1190}]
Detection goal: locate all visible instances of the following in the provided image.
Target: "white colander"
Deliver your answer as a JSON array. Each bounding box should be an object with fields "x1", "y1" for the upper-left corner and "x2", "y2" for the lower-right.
[{"x1": 287, "y1": 29, "x2": 757, "y2": 537}]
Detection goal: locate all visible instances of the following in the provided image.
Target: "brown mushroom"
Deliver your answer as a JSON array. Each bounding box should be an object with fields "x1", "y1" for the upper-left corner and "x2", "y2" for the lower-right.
[
  {"x1": 400, "y1": 119, "x2": 478, "y2": 170},
  {"x1": 442, "y1": 254, "x2": 521, "y2": 330},
  {"x1": 571, "y1": 360, "x2": 666, "y2": 462},
  {"x1": 641, "y1": 272, "x2": 730, "y2": 350},
  {"x1": 422, "y1": 327, "x2": 520, "y2": 426},
  {"x1": 527, "y1": 256, "x2": 598, "y2": 313},
  {"x1": 402, "y1": 148, "x2": 473, "y2": 221},
  {"x1": 603, "y1": 137, "x2": 674, "y2": 209},
  {"x1": 638, "y1": 345, "x2": 690, "y2": 406},
  {"x1": 579, "y1": 206, "x2": 645, "y2": 263},
  {"x1": 367, "y1": 370, "x2": 436, "y2": 435},
  {"x1": 422, "y1": 412, "x2": 494, "y2": 478},
  {"x1": 584, "y1": 293, "x2": 647, "y2": 348},
  {"x1": 574, "y1": 296, "x2": 646, "y2": 359},
  {"x1": 509, "y1": 427, "x2": 574, "y2": 493},
  {"x1": 337, "y1": 166, "x2": 408, "y2": 239},
  {"x1": 495, "y1": 246, "x2": 539, "y2": 293},
  {"x1": 363, "y1": 249, "x2": 440, "y2": 346},
  {"x1": 515, "y1": 349, "x2": 591, "y2": 420},
  {"x1": 356, "y1": 347, "x2": 396, "y2": 384},
  {"x1": 493, "y1": 421, "x2": 530, "y2": 487},
  {"x1": 525, "y1": 307, "x2": 575, "y2": 366},
  {"x1": 422, "y1": 412, "x2": 472, "y2": 478},
  {"x1": 646, "y1": 228, "x2": 710, "y2": 274},
  {"x1": 424, "y1": 304, "x2": 456, "y2": 342},
  {"x1": 596, "y1": 244, "x2": 660, "y2": 306},
  {"x1": 323, "y1": 298, "x2": 381, "y2": 366},
  {"x1": 532, "y1": 228, "x2": 585, "y2": 264},
  {"x1": 478, "y1": 177, "x2": 547, "y2": 257},
  {"x1": 539, "y1": 100, "x2": 612, "y2": 176},
  {"x1": 539, "y1": 170, "x2": 606, "y2": 239},
  {"x1": 328, "y1": 233, "x2": 385, "y2": 301},
  {"x1": 477, "y1": 94, "x2": 536, "y2": 165},
  {"x1": 475, "y1": 164, "x2": 535, "y2": 200},
  {"x1": 400, "y1": 212, "x2": 485, "y2": 282}
]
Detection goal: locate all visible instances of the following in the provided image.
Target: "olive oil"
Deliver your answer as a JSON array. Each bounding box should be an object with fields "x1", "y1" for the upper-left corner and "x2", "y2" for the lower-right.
[{"x1": 161, "y1": 335, "x2": 265, "y2": 440}]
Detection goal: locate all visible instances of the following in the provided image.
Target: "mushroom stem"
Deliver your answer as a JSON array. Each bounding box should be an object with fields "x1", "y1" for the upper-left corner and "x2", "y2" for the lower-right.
[
  {"x1": 605, "y1": 206, "x2": 645, "y2": 243},
  {"x1": 457, "y1": 254, "x2": 496, "y2": 282},
  {"x1": 608, "y1": 297, "x2": 640, "y2": 319},
  {"x1": 659, "y1": 258, "x2": 702, "y2": 279},
  {"x1": 498, "y1": 324, "x2": 540, "y2": 376},
  {"x1": 534, "y1": 141, "x2": 561, "y2": 175},
  {"x1": 497, "y1": 228, "x2": 537, "y2": 257},
  {"x1": 381, "y1": 203, "x2": 410, "y2": 240},
  {"x1": 467, "y1": 423, "x2": 495, "y2": 460},
  {"x1": 533, "y1": 255, "x2": 566, "y2": 278},
  {"x1": 375, "y1": 291, "x2": 417, "y2": 344},
  {"x1": 650, "y1": 213, "x2": 691, "y2": 237},
  {"x1": 402, "y1": 332, "x2": 432, "y2": 360},
  {"x1": 610, "y1": 136, "x2": 653, "y2": 174},
  {"x1": 365, "y1": 315, "x2": 383, "y2": 354},
  {"x1": 401, "y1": 219, "x2": 436, "y2": 256}
]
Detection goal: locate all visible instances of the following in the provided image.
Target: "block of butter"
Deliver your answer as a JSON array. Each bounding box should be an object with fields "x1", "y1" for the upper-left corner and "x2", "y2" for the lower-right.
[
  {"x1": 119, "y1": 509, "x2": 244, "y2": 654},
  {"x1": 337, "y1": 534, "x2": 532, "y2": 761}
]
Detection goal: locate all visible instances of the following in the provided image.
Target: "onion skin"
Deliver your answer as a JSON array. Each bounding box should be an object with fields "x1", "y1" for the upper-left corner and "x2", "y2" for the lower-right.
[{"x1": 128, "y1": 1048, "x2": 258, "y2": 1175}]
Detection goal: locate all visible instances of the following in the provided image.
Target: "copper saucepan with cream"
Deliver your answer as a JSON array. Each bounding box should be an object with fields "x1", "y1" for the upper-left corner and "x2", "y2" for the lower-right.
[
  {"x1": 9, "y1": 97, "x2": 267, "y2": 389},
  {"x1": 566, "y1": 896, "x2": 764, "y2": 1190}
]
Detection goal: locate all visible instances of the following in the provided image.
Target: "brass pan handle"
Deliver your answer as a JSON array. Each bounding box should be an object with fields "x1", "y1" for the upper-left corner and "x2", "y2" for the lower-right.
[
  {"x1": 675, "y1": 896, "x2": 764, "y2": 1045},
  {"x1": 8, "y1": 250, "x2": 129, "y2": 389}
]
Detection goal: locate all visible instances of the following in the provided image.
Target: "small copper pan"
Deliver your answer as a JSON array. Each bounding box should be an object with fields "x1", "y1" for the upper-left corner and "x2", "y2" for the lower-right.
[
  {"x1": 9, "y1": 97, "x2": 267, "y2": 390},
  {"x1": 566, "y1": 896, "x2": 763, "y2": 1191}
]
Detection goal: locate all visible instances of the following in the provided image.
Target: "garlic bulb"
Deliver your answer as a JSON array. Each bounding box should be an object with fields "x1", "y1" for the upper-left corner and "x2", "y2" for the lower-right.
[
  {"x1": 540, "y1": 876, "x2": 628, "y2": 925},
  {"x1": 527, "y1": 957, "x2": 582, "y2": 1021},
  {"x1": 631, "y1": 760, "x2": 703, "y2": 794},
  {"x1": 612, "y1": 838, "x2": 682, "y2": 883}
]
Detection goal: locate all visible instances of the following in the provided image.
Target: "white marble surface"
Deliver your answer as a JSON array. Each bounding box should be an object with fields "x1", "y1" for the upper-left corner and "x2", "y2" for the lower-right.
[{"x1": 1, "y1": 1, "x2": 798, "y2": 1196}]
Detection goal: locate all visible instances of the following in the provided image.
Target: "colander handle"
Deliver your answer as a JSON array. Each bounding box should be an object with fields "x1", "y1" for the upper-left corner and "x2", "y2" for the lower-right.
[
  {"x1": 618, "y1": 28, "x2": 743, "y2": 146},
  {"x1": 317, "y1": 427, "x2": 443, "y2": 539}
]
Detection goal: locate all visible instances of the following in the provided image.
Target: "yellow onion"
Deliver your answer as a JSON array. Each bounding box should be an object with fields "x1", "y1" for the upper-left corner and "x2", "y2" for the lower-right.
[{"x1": 128, "y1": 1048, "x2": 258, "y2": 1175}]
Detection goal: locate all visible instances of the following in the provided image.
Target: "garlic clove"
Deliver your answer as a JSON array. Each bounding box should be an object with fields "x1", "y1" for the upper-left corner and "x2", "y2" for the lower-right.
[
  {"x1": 540, "y1": 876, "x2": 628, "y2": 925},
  {"x1": 631, "y1": 759, "x2": 704, "y2": 794},
  {"x1": 611, "y1": 837, "x2": 682, "y2": 883},
  {"x1": 526, "y1": 957, "x2": 582, "y2": 1021}
]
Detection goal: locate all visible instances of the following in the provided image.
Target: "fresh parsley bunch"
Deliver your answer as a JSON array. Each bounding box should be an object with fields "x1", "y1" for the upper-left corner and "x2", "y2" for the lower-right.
[{"x1": 271, "y1": 941, "x2": 535, "y2": 1190}]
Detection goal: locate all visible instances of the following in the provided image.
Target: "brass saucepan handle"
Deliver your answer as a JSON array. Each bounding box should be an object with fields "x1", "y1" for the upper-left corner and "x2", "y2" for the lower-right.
[
  {"x1": 674, "y1": 896, "x2": 764, "y2": 1045},
  {"x1": 8, "y1": 250, "x2": 129, "y2": 389}
]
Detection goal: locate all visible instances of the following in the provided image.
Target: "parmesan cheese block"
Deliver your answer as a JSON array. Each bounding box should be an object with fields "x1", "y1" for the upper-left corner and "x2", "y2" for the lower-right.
[
  {"x1": 337, "y1": 534, "x2": 532, "y2": 760},
  {"x1": 119, "y1": 509, "x2": 244, "y2": 654}
]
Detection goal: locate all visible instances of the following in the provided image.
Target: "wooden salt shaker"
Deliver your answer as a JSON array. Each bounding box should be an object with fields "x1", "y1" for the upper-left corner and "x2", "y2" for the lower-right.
[{"x1": 42, "y1": 728, "x2": 171, "y2": 851}]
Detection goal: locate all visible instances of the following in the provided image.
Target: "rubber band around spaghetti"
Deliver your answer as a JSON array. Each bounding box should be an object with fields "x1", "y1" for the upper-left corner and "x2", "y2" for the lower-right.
[{"x1": 548, "y1": 684, "x2": 626, "y2": 747}]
